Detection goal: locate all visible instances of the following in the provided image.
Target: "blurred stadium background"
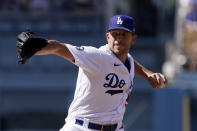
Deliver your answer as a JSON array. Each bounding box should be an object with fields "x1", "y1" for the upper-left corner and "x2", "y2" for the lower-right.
[{"x1": 0, "y1": 0, "x2": 197, "y2": 131}]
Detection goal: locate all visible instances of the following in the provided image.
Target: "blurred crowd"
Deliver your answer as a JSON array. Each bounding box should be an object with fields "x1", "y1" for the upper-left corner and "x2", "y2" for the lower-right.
[
  {"x1": 0, "y1": 0, "x2": 103, "y2": 14},
  {"x1": 183, "y1": 0, "x2": 197, "y2": 71}
]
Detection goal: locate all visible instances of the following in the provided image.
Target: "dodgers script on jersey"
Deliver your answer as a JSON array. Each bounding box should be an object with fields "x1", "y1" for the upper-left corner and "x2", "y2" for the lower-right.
[{"x1": 65, "y1": 44, "x2": 135, "y2": 125}]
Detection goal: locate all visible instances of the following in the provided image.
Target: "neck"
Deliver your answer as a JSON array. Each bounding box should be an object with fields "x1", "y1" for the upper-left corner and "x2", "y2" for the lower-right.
[{"x1": 115, "y1": 53, "x2": 128, "y2": 63}]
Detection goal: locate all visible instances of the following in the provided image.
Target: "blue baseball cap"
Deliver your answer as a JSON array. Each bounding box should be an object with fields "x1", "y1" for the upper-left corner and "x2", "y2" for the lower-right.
[{"x1": 107, "y1": 14, "x2": 136, "y2": 34}]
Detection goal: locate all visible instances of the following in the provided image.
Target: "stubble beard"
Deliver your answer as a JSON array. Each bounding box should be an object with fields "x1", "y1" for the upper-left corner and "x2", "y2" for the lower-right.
[{"x1": 112, "y1": 47, "x2": 129, "y2": 61}]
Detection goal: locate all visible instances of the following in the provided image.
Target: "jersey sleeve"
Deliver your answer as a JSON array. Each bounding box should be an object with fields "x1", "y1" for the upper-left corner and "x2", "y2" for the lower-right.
[{"x1": 66, "y1": 44, "x2": 102, "y2": 73}]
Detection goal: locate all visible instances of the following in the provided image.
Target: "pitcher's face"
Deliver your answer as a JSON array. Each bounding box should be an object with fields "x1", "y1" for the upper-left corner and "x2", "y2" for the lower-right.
[{"x1": 106, "y1": 29, "x2": 137, "y2": 55}]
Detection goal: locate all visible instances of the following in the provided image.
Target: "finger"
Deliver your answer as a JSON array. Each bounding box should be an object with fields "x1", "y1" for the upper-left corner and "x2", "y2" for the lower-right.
[
  {"x1": 154, "y1": 73, "x2": 160, "y2": 84},
  {"x1": 164, "y1": 77, "x2": 168, "y2": 85},
  {"x1": 149, "y1": 74, "x2": 159, "y2": 87},
  {"x1": 159, "y1": 74, "x2": 168, "y2": 85},
  {"x1": 158, "y1": 75, "x2": 164, "y2": 84}
]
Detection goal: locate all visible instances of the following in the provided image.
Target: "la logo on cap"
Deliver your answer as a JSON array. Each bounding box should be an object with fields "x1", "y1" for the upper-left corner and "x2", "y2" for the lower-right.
[{"x1": 117, "y1": 17, "x2": 123, "y2": 25}]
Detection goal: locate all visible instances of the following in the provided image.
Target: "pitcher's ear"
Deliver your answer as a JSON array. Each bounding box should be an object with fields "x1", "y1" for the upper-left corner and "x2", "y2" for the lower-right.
[{"x1": 106, "y1": 32, "x2": 110, "y2": 40}]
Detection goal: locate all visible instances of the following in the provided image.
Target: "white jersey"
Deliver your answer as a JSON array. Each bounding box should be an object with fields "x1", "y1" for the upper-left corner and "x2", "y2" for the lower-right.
[{"x1": 65, "y1": 44, "x2": 134, "y2": 124}]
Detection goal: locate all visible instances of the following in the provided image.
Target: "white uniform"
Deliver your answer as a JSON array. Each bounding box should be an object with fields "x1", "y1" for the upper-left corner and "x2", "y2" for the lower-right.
[{"x1": 60, "y1": 44, "x2": 135, "y2": 131}]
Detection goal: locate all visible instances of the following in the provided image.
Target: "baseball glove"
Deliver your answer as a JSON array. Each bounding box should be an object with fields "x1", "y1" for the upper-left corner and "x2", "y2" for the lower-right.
[{"x1": 16, "y1": 30, "x2": 48, "y2": 64}]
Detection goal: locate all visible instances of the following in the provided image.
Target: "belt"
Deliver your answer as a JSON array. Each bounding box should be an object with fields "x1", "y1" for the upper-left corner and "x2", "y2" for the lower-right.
[{"x1": 75, "y1": 119, "x2": 118, "y2": 131}]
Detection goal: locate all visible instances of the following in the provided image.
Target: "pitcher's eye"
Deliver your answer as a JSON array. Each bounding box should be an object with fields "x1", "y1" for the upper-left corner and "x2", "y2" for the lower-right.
[{"x1": 111, "y1": 32, "x2": 118, "y2": 37}]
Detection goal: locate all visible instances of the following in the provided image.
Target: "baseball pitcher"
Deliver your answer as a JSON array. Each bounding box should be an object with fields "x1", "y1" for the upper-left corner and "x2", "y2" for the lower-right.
[{"x1": 16, "y1": 14, "x2": 167, "y2": 131}]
